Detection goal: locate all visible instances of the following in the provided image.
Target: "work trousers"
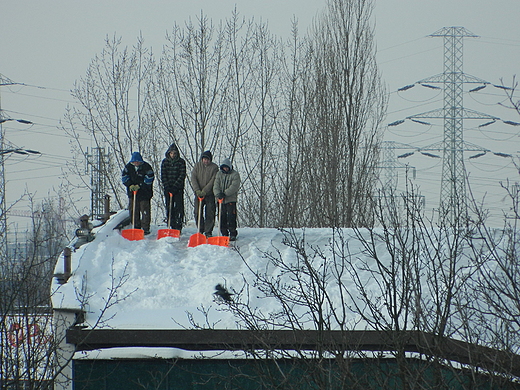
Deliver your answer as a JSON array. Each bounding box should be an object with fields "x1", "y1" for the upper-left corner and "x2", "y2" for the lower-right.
[
  {"x1": 220, "y1": 202, "x2": 237, "y2": 238},
  {"x1": 164, "y1": 191, "x2": 184, "y2": 231},
  {"x1": 195, "y1": 195, "x2": 216, "y2": 235},
  {"x1": 129, "y1": 198, "x2": 151, "y2": 231}
]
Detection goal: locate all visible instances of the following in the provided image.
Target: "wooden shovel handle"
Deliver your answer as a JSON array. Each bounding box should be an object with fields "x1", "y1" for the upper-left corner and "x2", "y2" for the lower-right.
[{"x1": 132, "y1": 191, "x2": 137, "y2": 227}]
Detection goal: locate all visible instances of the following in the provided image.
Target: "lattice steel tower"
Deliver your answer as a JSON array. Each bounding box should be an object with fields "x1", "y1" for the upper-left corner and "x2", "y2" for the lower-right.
[
  {"x1": 86, "y1": 147, "x2": 109, "y2": 220},
  {"x1": 389, "y1": 27, "x2": 517, "y2": 225},
  {"x1": 379, "y1": 141, "x2": 425, "y2": 218},
  {"x1": 436, "y1": 27, "x2": 475, "y2": 222},
  {"x1": 381, "y1": 141, "x2": 414, "y2": 193},
  {"x1": 401, "y1": 27, "x2": 499, "y2": 224}
]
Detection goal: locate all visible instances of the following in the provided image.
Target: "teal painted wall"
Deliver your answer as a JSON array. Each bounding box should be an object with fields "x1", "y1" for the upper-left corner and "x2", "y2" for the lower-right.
[{"x1": 73, "y1": 358, "x2": 520, "y2": 390}]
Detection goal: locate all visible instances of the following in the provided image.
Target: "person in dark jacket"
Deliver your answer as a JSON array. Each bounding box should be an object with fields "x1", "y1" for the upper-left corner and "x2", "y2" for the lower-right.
[
  {"x1": 161, "y1": 143, "x2": 186, "y2": 231},
  {"x1": 213, "y1": 157, "x2": 241, "y2": 241},
  {"x1": 191, "y1": 150, "x2": 219, "y2": 237},
  {"x1": 122, "y1": 152, "x2": 154, "y2": 235}
]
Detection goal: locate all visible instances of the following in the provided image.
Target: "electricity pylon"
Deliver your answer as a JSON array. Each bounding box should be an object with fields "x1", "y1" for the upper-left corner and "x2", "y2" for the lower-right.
[
  {"x1": 86, "y1": 147, "x2": 109, "y2": 220},
  {"x1": 423, "y1": 27, "x2": 486, "y2": 223},
  {"x1": 380, "y1": 141, "x2": 416, "y2": 193},
  {"x1": 378, "y1": 141, "x2": 425, "y2": 223},
  {"x1": 389, "y1": 27, "x2": 515, "y2": 225}
]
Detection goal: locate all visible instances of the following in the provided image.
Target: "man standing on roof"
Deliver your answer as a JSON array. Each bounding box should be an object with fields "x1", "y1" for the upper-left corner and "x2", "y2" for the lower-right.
[
  {"x1": 122, "y1": 152, "x2": 154, "y2": 235},
  {"x1": 213, "y1": 157, "x2": 241, "y2": 241},
  {"x1": 191, "y1": 150, "x2": 219, "y2": 237},
  {"x1": 161, "y1": 143, "x2": 186, "y2": 232}
]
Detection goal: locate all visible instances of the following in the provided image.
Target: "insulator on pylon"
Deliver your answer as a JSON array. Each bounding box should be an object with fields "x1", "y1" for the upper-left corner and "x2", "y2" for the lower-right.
[
  {"x1": 398, "y1": 84, "x2": 415, "y2": 91},
  {"x1": 420, "y1": 83, "x2": 440, "y2": 90},
  {"x1": 469, "y1": 85, "x2": 486, "y2": 92},
  {"x1": 469, "y1": 152, "x2": 486, "y2": 159},
  {"x1": 388, "y1": 119, "x2": 405, "y2": 127}
]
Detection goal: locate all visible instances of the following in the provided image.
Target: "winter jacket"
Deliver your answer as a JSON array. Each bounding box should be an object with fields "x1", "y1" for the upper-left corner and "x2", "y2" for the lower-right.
[
  {"x1": 191, "y1": 151, "x2": 219, "y2": 196},
  {"x1": 213, "y1": 158, "x2": 241, "y2": 204},
  {"x1": 121, "y1": 152, "x2": 154, "y2": 201},
  {"x1": 161, "y1": 143, "x2": 186, "y2": 194}
]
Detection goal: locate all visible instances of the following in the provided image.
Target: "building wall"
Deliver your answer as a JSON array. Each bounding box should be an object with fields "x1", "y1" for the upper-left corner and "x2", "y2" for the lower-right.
[{"x1": 73, "y1": 358, "x2": 520, "y2": 390}]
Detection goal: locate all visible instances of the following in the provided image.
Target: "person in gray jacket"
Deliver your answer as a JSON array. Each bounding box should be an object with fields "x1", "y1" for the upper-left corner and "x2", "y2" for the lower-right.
[
  {"x1": 190, "y1": 150, "x2": 219, "y2": 237},
  {"x1": 213, "y1": 157, "x2": 241, "y2": 241}
]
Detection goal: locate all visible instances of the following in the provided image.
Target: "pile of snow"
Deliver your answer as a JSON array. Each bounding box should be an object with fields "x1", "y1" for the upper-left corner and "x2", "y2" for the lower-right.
[{"x1": 52, "y1": 210, "x2": 349, "y2": 330}]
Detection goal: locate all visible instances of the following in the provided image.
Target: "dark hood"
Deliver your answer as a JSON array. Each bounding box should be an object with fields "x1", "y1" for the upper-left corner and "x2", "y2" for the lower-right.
[{"x1": 165, "y1": 143, "x2": 179, "y2": 159}]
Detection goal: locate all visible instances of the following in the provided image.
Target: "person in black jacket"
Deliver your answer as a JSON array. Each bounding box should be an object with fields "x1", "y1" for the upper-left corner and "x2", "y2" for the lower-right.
[
  {"x1": 122, "y1": 152, "x2": 154, "y2": 235},
  {"x1": 161, "y1": 143, "x2": 186, "y2": 231}
]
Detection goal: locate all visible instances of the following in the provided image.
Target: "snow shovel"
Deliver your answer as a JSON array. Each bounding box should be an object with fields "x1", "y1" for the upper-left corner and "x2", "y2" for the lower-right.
[
  {"x1": 208, "y1": 198, "x2": 229, "y2": 247},
  {"x1": 157, "y1": 192, "x2": 181, "y2": 239},
  {"x1": 188, "y1": 196, "x2": 207, "y2": 247},
  {"x1": 122, "y1": 191, "x2": 144, "y2": 241}
]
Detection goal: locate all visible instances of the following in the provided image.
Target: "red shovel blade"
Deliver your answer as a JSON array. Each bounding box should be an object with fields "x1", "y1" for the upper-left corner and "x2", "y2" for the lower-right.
[
  {"x1": 122, "y1": 228, "x2": 144, "y2": 241},
  {"x1": 207, "y1": 235, "x2": 229, "y2": 247},
  {"x1": 157, "y1": 228, "x2": 181, "y2": 239},
  {"x1": 188, "y1": 232, "x2": 207, "y2": 247}
]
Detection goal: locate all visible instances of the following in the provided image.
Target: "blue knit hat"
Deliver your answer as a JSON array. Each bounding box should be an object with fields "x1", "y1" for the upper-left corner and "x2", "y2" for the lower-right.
[{"x1": 130, "y1": 152, "x2": 144, "y2": 163}]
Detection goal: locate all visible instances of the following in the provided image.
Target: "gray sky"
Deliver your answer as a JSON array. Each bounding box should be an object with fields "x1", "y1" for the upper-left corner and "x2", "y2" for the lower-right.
[{"x1": 1, "y1": 0, "x2": 519, "y2": 228}]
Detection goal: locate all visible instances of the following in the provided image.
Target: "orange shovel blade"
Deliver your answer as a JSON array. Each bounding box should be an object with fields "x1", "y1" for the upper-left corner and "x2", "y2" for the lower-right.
[
  {"x1": 188, "y1": 232, "x2": 207, "y2": 247},
  {"x1": 122, "y1": 228, "x2": 144, "y2": 241},
  {"x1": 157, "y1": 228, "x2": 181, "y2": 239},
  {"x1": 207, "y1": 236, "x2": 229, "y2": 247}
]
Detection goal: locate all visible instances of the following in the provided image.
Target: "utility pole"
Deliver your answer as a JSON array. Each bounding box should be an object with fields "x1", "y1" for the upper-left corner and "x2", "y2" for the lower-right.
[
  {"x1": 0, "y1": 75, "x2": 39, "y2": 259},
  {"x1": 0, "y1": 75, "x2": 11, "y2": 254}
]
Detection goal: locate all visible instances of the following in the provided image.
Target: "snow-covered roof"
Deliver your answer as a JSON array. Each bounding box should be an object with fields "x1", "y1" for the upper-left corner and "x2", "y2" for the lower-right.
[
  {"x1": 52, "y1": 210, "x2": 356, "y2": 330},
  {"x1": 51, "y1": 209, "x2": 520, "y2": 378}
]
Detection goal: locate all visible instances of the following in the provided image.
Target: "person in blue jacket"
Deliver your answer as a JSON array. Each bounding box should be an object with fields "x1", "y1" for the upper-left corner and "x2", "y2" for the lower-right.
[{"x1": 122, "y1": 152, "x2": 154, "y2": 235}]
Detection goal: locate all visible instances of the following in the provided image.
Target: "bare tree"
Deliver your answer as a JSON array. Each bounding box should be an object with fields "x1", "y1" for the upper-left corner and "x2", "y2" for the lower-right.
[
  {"x1": 60, "y1": 2, "x2": 386, "y2": 231},
  {"x1": 500, "y1": 75, "x2": 520, "y2": 117},
  {"x1": 156, "y1": 13, "x2": 228, "y2": 167},
  {"x1": 296, "y1": 0, "x2": 386, "y2": 228},
  {"x1": 0, "y1": 192, "x2": 139, "y2": 390},
  {"x1": 227, "y1": 16, "x2": 284, "y2": 227},
  {"x1": 0, "y1": 198, "x2": 68, "y2": 389},
  {"x1": 62, "y1": 34, "x2": 160, "y2": 214},
  {"x1": 272, "y1": 20, "x2": 312, "y2": 228},
  {"x1": 156, "y1": 11, "x2": 286, "y2": 228},
  {"x1": 469, "y1": 76, "x2": 520, "y2": 367},
  {"x1": 462, "y1": 178, "x2": 520, "y2": 382},
  {"x1": 206, "y1": 172, "x2": 520, "y2": 389}
]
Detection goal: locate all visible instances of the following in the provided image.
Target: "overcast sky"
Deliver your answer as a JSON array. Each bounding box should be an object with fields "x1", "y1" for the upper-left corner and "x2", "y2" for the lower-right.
[{"x1": 1, "y1": 0, "x2": 519, "y2": 229}]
